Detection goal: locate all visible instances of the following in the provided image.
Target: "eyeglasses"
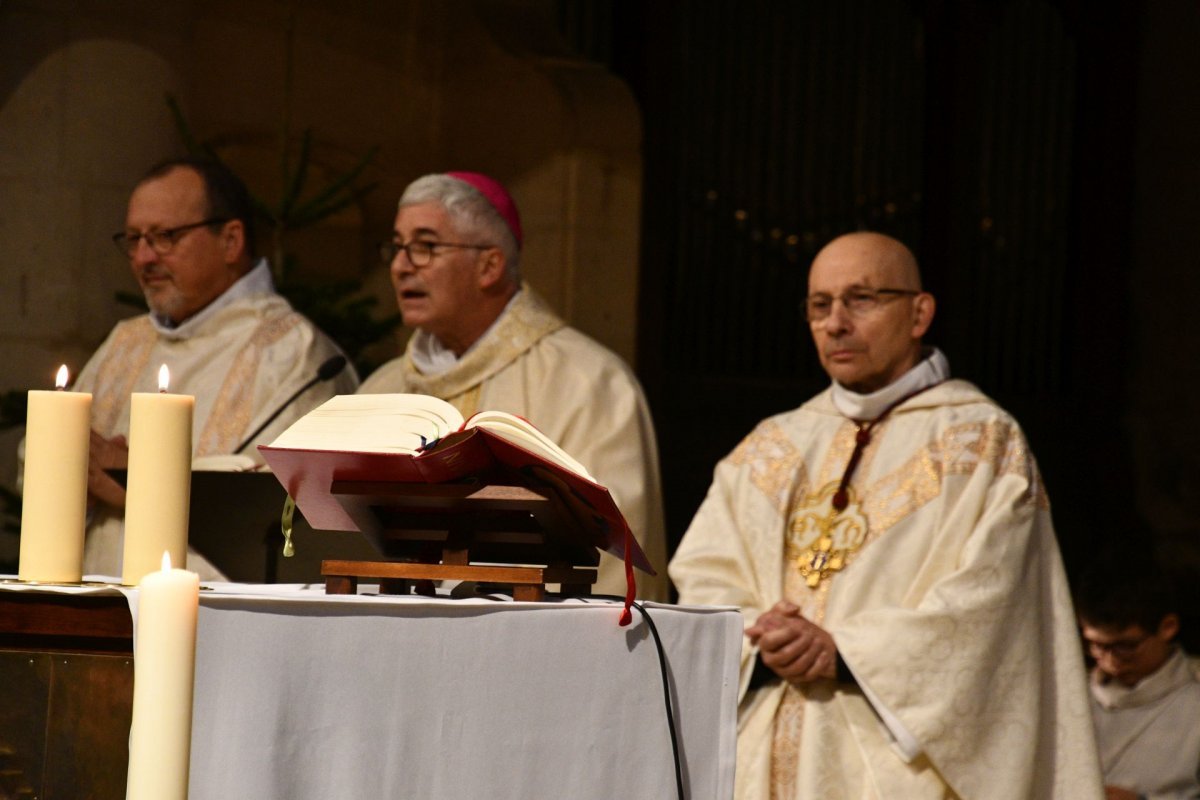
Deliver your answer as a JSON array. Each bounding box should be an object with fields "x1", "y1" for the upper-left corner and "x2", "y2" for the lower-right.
[
  {"x1": 805, "y1": 288, "x2": 920, "y2": 322},
  {"x1": 379, "y1": 240, "x2": 494, "y2": 268},
  {"x1": 112, "y1": 218, "x2": 230, "y2": 258},
  {"x1": 1084, "y1": 633, "x2": 1152, "y2": 660}
]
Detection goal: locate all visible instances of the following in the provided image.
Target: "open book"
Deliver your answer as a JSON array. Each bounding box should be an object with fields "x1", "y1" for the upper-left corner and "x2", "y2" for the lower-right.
[
  {"x1": 265, "y1": 394, "x2": 594, "y2": 480},
  {"x1": 257, "y1": 394, "x2": 654, "y2": 574}
]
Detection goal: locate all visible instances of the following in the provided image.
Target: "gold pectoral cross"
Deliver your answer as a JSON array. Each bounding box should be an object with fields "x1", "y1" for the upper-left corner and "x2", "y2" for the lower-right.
[
  {"x1": 796, "y1": 507, "x2": 850, "y2": 587},
  {"x1": 789, "y1": 482, "x2": 867, "y2": 589}
]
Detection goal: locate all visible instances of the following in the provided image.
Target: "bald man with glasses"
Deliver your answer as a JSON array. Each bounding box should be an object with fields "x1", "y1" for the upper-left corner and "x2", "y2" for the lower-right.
[
  {"x1": 670, "y1": 232, "x2": 1103, "y2": 799},
  {"x1": 58, "y1": 156, "x2": 357, "y2": 579}
]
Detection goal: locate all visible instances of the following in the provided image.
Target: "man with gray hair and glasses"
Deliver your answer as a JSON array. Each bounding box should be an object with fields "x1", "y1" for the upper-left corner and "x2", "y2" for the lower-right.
[
  {"x1": 43, "y1": 156, "x2": 357, "y2": 579},
  {"x1": 359, "y1": 171, "x2": 668, "y2": 601},
  {"x1": 670, "y1": 231, "x2": 1103, "y2": 798}
]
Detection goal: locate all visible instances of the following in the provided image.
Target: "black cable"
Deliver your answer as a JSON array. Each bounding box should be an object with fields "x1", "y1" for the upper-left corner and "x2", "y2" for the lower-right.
[
  {"x1": 631, "y1": 600, "x2": 685, "y2": 800},
  {"x1": 233, "y1": 355, "x2": 347, "y2": 454}
]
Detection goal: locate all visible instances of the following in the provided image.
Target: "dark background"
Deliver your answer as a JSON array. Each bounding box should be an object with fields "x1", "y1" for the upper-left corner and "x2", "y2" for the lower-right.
[{"x1": 560, "y1": 0, "x2": 1198, "y2": 645}]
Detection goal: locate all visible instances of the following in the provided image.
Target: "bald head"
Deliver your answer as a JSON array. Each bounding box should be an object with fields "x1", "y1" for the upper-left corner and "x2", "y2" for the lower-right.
[
  {"x1": 807, "y1": 232, "x2": 935, "y2": 393},
  {"x1": 812, "y1": 232, "x2": 922, "y2": 291}
]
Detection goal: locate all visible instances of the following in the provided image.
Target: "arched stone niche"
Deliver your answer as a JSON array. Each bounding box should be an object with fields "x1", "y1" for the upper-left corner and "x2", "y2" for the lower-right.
[
  {"x1": 0, "y1": 2, "x2": 645, "y2": 560},
  {"x1": 0, "y1": 0, "x2": 644, "y2": 380},
  {"x1": 0, "y1": 37, "x2": 186, "y2": 384}
]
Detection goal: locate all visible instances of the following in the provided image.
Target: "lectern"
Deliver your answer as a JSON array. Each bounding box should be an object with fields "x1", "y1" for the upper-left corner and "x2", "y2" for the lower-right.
[
  {"x1": 320, "y1": 480, "x2": 601, "y2": 599},
  {"x1": 260, "y1": 424, "x2": 655, "y2": 601}
]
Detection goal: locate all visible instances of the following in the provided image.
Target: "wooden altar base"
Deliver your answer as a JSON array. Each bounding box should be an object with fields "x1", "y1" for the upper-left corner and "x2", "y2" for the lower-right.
[{"x1": 322, "y1": 559, "x2": 598, "y2": 601}]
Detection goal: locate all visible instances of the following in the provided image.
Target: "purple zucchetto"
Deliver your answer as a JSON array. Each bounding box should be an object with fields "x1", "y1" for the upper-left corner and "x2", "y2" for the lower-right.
[{"x1": 445, "y1": 171, "x2": 523, "y2": 249}]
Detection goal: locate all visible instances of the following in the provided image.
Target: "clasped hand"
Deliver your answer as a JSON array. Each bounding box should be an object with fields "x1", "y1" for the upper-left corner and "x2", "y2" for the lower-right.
[{"x1": 745, "y1": 601, "x2": 838, "y2": 684}]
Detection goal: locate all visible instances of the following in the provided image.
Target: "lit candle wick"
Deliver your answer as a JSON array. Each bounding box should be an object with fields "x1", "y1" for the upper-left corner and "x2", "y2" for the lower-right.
[
  {"x1": 55, "y1": 364, "x2": 69, "y2": 391},
  {"x1": 158, "y1": 364, "x2": 170, "y2": 394}
]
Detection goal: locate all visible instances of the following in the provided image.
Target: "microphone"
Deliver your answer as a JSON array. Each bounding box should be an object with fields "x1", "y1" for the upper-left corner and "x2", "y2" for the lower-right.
[{"x1": 233, "y1": 355, "x2": 348, "y2": 454}]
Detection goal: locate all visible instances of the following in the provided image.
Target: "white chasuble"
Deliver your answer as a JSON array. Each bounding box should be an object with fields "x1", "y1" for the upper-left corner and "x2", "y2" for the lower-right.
[
  {"x1": 670, "y1": 380, "x2": 1103, "y2": 800},
  {"x1": 359, "y1": 284, "x2": 668, "y2": 601},
  {"x1": 72, "y1": 285, "x2": 358, "y2": 579}
]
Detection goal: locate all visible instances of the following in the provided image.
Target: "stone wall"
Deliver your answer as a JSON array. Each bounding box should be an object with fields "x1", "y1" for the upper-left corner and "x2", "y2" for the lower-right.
[{"x1": 0, "y1": 0, "x2": 644, "y2": 564}]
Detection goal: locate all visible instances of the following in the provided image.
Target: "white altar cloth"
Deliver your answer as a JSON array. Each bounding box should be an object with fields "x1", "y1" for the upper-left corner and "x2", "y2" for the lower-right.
[
  {"x1": 0, "y1": 580, "x2": 739, "y2": 798},
  {"x1": 187, "y1": 587, "x2": 740, "y2": 800}
]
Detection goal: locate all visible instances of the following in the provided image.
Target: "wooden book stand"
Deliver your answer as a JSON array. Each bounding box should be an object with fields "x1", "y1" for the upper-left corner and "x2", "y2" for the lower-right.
[{"x1": 320, "y1": 480, "x2": 600, "y2": 601}]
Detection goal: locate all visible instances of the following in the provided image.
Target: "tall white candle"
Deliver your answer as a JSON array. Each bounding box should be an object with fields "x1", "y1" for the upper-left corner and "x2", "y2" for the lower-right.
[
  {"x1": 122, "y1": 365, "x2": 194, "y2": 586},
  {"x1": 125, "y1": 552, "x2": 199, "y2": 800},
  {"x1": 18, "y1": 365, "x2": 91, "y2": 582}
]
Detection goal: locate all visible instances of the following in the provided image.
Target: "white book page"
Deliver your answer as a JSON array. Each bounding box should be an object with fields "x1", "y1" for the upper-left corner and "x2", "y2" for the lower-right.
[
  {"x1": 465, "y1": 410, "x2": 594, "y2": 481},
  {"x1": 267, "y1": 394, "x2": 464, "y2": 454}
]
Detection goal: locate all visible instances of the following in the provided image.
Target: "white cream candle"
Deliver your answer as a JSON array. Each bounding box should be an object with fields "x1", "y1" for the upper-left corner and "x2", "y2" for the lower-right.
[
  {"x1": 18, "y1": 365, "x2": 91, "y2": 582},
  {"x1": 125, "y1": 551, "x2": 199, "y2": 800},
  {"x1": 122, "y1": 365, "x2": 194, "y2": 586}
]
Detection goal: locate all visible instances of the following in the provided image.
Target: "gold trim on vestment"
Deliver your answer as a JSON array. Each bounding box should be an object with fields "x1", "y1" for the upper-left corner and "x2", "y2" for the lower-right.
[
  {"x1": 728, "y1": 419, "x2": 806, "y2": 512},
  {"x1": 397, "y1": 284, "x2": 566, "y2": 402},
  {"x1": 90, "y1": 318, "x2": 157, "y2": 436},
  {"x1": 776, "y1": 416, "x2": 1048, "y2": 593},
  {"x1": 760, "y1": 410, "x2": 1048, "y2": 798},
  {"x1": 197, "y1": 310, "x2": 307, "y2": 455}
]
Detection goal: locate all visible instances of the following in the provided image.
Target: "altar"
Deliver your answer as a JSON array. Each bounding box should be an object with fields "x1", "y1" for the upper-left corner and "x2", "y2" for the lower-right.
[{"x1": 0, "y1": 582, "x2": 741, "y2": 799}]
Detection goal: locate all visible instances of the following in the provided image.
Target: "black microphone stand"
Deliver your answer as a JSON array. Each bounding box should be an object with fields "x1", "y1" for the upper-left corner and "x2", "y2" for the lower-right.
[{"x1": 232, "y1": 355, "x2": 348, "y2": 454}]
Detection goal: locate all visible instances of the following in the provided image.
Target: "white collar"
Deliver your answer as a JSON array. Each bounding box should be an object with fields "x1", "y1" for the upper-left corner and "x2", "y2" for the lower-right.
[
  {"x1": 830, "y1": 348, "x2": 950, "y2": 420},
  {"x1": 150, "y1": 258, "x2": 275, "y2": 340},
  {"x1": 409, "y1": 289, "x2": 522, "y2": 376},
  {"x1": 1090, "y1": 648, "x2": 1195, "y2": 710}
]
